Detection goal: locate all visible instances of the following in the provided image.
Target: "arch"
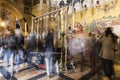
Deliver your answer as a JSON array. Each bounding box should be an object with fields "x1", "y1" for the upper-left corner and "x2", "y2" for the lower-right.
[{"x1": 0, "y1": 0, "x2": 25, "y2": 19}]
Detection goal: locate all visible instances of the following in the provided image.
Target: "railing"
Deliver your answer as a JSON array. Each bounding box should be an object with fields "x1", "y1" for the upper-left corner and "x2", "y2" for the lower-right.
[{"x1": 31, "y1": 6, "x2": 69, "y2": 71}]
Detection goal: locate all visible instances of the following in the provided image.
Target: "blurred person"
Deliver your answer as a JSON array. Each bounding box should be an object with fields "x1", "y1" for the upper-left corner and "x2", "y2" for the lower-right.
[
  {"x1": 0, "y1": 45, "x2": 3, "y2": 60},
  {"x1": 99, "y1": 27, "x2": 118, "y2": 80},
  {"x1": 27, "y1": 33, "x2": 36, "y2": 67},
  {"x1": 14, "y1": 22, "x2": 25, "y2": 72},
  {"x1": 14, "y1": 46, "x2": 24, "y2": 72},
  {"x1": 45, "y1": 30, "x2": 59, "y2": 78},
  {"x1": 3, "y1": 30, "x2": 16, "y2": 78},
  {"x1": 86, "y1": 32, "x2": 96, "y2": 72},
  {"x1": 0, "y1": 34, "x2": 3, "y2": 60},
  {"x1": 93, "y1": 35, "x2": 102, "y2": 57}
]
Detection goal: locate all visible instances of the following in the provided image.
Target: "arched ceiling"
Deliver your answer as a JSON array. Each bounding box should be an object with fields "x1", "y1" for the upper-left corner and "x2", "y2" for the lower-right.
[
  {"x1": 0, "y1": 0, "x2": 25, "y2": 19},
  {"x1": 0, "y1": 0, "x2": 33, "y2": 32}
]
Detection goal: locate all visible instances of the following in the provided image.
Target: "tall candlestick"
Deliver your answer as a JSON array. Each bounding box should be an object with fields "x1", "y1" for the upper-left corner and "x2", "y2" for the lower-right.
[
  {"x1": 31, "y1": 17, "x2": 34, "y2": 33},
  {"x1": 25, "y1": 22, "x2": 27, "y2": 36},
  {"x1": 37, "y1": 19, "x2": 39, "y2": 39},
  {"x1": 72, "y1": 0, "x2": 74, "y2": 31},
  {"x1": 61, "y1": 9, "x2": 64, "y2": 33}
]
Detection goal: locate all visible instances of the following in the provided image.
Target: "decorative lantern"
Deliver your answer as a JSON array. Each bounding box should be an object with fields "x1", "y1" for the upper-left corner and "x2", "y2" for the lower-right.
[
  {"x1": 84, "y1": 4, "x2": 87, "y2": 10},
  {"x1": 96, "y1": 0, "x2": 99, "y2": 4}
]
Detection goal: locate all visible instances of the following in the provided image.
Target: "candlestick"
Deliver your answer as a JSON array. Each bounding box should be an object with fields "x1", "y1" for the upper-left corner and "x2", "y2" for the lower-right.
[{"x1": 25, "y1": 22, "x2": 27, "y2": 36}]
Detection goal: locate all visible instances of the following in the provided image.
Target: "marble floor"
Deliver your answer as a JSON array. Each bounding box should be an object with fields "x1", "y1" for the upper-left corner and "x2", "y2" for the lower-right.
[{"x1": 0, "y1": 51, "x2": 120, "y2": 80}]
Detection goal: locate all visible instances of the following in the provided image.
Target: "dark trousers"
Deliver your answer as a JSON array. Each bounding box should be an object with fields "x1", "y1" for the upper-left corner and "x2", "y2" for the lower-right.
[
  {"x1": 87, "y1": 50, "x2": 95, "y2": 71},
  {"x1": 102, "y1": 58, "x2": 114, "y2": 78}
]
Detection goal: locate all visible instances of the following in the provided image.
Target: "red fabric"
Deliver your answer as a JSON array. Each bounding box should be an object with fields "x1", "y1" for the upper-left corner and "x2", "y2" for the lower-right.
[{"x1": 38, "y1": 64, "x2": 46, "y2": 69}]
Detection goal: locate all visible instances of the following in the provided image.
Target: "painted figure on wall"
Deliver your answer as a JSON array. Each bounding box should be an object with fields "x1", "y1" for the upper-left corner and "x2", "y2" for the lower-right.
[{"x1": 74, "y1": 22, "x2": 83, "y2": 33}]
